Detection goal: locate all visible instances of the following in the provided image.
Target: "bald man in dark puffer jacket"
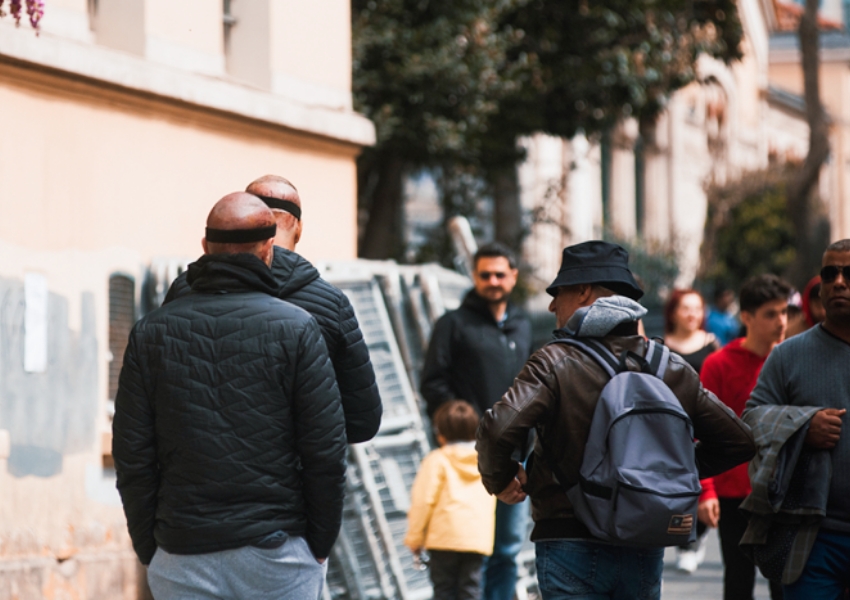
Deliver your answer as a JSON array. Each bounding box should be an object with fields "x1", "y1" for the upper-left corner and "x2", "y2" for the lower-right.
[{"x1": 114, "y1": 193, "x2": 346, "y2": 599}]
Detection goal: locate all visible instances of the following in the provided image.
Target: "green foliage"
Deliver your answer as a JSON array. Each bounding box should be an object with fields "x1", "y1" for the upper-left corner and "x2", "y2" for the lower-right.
[
  {"x1": 702, "y1": 168, "x2": 797, "y2": 292},
  {"x1": 354, "y1": 0, "x2": 743, "y2": 166},
  {"x1": 352, "y1": 0, "x2": 744, "y2": 261},
  {"x1": 353, "y1": 0, "x2": 526, "y2": 166},
  {"x1": 494, "y1": 0, "x2": 743, "y2": 141}
]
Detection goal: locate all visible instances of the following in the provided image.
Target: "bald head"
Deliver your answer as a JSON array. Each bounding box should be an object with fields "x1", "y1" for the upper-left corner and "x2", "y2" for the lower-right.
[
  {"x1": 245, "y1": 174, "x2": 303, "y2": 251},
  {"x1": 202, "y1": 192, "x2": 276, "y2": 266}
]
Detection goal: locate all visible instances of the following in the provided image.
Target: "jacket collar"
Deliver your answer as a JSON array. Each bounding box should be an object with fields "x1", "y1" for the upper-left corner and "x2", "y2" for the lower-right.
[
  {"x1": 271, "y1": 246, "x2": 320, "y2": 296},
  {"x1": 186, "y1": 253, "x2": 278, "y2": 296},
  {"x1": 556, "y1": 296, "x2": 647, "y2": 338},
  {"x1": 461, "y1": 289, "x2": 519, "y2": 326}
]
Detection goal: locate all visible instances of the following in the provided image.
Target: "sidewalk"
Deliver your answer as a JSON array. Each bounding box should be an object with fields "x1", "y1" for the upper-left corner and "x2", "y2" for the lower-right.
[{"x1": 661, "y1": 528, "x2": 774, "y2": 599}]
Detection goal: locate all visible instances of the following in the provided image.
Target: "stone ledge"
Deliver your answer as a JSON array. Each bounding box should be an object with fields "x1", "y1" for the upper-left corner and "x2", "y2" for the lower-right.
[{"x1": 0, "y1": 22, "x2": 376, "y2": 148}]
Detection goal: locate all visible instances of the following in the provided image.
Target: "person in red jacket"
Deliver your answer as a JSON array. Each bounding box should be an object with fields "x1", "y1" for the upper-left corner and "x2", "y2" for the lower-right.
[{"x1": 698, "y1": 274, "x2": 792, "y2": 600}]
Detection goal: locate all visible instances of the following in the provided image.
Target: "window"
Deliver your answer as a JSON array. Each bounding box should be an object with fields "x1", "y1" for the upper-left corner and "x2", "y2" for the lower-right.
[
  {"x1": 87, "y1": 0, "x2": 97, "y2": 30},
  {"x1": 108, "y1": 274, "x2": 136, "y2": 401},
  {"x1": 223, "y1": 0, "x2": 238, "y2": 54}
]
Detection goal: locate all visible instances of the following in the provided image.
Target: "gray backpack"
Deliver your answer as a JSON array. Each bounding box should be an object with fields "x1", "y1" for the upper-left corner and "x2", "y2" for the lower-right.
[{"x1": 547, "y1": 337, "x2": 700, "y2": 547}]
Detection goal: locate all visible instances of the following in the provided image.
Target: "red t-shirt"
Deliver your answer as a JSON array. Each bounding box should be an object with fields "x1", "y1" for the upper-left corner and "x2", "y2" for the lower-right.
[{"x1": 699, "y1": 338, "x2": 767, "y2": 501}]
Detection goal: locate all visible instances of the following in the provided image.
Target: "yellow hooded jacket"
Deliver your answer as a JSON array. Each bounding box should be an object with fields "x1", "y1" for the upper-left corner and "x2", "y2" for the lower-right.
[{"x1": 404, "y1": 442, "x2": 496, "y2": 555}]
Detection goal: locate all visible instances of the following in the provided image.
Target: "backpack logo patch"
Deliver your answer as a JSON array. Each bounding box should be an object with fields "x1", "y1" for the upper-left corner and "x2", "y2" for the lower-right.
[{"x1": 667, "y1": 514, "x2": 694, "y2": 535}]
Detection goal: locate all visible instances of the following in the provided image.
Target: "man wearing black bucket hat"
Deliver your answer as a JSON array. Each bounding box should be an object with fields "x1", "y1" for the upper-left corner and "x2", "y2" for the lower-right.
[{"x1": 477, "y1": 240, "x2": 755, "y2": 600}]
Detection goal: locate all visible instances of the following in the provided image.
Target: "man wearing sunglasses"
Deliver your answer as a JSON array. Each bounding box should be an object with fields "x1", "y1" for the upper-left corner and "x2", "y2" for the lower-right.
[
  {"x1": 421, "y1": 241, "x2": 533, "y2": 600},
  {"x1": 743, "y1": 239, "x2": 850, "y2": 598}
]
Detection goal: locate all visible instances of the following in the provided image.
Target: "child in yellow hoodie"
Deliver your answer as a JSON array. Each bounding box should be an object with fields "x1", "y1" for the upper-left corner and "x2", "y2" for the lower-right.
[{"x1": 405, "y1": 400, "x2": 496, "y2": 600}]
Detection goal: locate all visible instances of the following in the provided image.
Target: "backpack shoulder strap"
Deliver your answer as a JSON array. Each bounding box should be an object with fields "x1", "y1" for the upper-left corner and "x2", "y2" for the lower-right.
[
  {"x1": 551, "y1": 336, "x2": 672, "y2": 380},
  {"x1": 645, "y1": 340, "x2": 671, "y2": 380},
  {"x1": 547, "y1": 336, "x2": 618, "y2": 378}
]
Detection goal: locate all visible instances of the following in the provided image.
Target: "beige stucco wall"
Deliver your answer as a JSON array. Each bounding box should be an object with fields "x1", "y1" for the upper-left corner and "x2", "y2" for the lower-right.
[
  {"x1": 146, "y1": 0, "x2": 224, "y2": 56},
  {"x1": 146, "y1": 0, "x2": 225, "y2": 74},
  {"x1": 38, "y1": 0, "x2": 356, "y2": 110},
  {"x1": 45, "y1": 0, "x2": 88, "y2": 15},
  {"x1": 0, "y1": 236, "x2": 140, "y2": 597},
  {"x1": 0, "y1": 65, "x2": 360, "y2": 263},
  {"x1": 0, "y1": 61, "x2": 362, "y2": 600},
  {"x1": 0, "y1": 0, "x2": 372, "y2": 596},
  {"x1": 270, "y1": 0, "x2": 351, "y2": 91},
  {"x1": 38, "y1": 0, "x2": 93, "y2": 42},
  {"x1": 269, "y1": 0, "x2": 353, "y2": 109},
  {"x1": 0, "y1": 450, "x2": 137, "y2": 598}
]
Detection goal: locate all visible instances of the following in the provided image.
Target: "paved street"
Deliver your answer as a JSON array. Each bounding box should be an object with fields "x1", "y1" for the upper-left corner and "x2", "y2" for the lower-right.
[{"x1": 661, "y1": 528, "x2": 774, "y2": 599}]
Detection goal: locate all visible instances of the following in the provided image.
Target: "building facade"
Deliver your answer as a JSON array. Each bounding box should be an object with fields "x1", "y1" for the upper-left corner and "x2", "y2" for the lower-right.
[
  {"x1": 0, "y1": 1, "x2": 373, "y2": 597},
  {"x1": 769, "y1": 26, "x2": 850, "y2": 242},
  {"x1": 518, "y1": 0, "x2": 847, "y2": 298}
]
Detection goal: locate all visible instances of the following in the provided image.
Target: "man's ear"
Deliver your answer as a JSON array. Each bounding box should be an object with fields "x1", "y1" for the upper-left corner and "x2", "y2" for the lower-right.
[
  {"x1": 261, "y1": 238, "x2": 275, "y2": 266},
  {"x1": 294, "y1": 221, "x2": 302, "y2": 246},
  {"x1": 740, "y1": 310, "x2": 753, "y2": 330},
  {"x1": 202, "y1": 238, "x2": 210, "y2": 254},
  {"x1": 578, "y1": 284, "x2": 594, "y2": 304}
]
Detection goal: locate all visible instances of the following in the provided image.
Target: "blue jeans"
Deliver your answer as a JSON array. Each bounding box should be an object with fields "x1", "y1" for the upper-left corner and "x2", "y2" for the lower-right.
[
  {"x1": 535, "y1": 540, "x2": 664, "y2": 600},
  {"x1": 783, "y1": 529, "x2": 850, "y2": 600},
  {"x1": 482, "y1": 498, "x2": 529, "y2": 600}
]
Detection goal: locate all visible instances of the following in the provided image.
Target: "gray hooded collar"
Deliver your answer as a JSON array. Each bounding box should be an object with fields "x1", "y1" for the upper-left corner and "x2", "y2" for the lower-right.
[{"x1": 562, "y1": 296, "x2": 647, "y2": 338}]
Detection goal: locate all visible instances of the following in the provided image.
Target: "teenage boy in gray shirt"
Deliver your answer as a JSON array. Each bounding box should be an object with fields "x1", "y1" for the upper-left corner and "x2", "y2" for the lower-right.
[{"x1": 744, "y1": 239, "x2": 850, "y2": 598}]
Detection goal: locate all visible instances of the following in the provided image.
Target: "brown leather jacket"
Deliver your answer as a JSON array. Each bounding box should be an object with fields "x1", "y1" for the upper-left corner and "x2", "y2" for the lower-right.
[{"x1": 477, "y1": 327, "x2": 756, "y2": 543}]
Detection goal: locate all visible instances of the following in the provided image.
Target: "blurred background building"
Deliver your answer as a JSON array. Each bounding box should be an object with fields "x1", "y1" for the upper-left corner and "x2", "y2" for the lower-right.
[
  {"x1": 515, "y1": 0, "x2": 850, "y2": 310},
  {"x1": 0, "y1": 1, "x2": 373, "y2": 596}
]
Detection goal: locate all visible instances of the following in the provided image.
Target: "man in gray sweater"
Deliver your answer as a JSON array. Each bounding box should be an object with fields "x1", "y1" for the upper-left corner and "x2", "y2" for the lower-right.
[{"x1": 744, "y1": 238, "x2": 850, "y2": 598}]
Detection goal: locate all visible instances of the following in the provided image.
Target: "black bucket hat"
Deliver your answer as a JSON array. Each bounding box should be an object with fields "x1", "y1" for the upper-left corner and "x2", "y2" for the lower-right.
[{"x1": 546, "y1": 240, "x2": 644, "y2": 300}]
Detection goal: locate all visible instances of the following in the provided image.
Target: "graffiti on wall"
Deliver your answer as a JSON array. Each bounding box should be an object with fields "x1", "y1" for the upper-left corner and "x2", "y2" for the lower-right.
[{"x1": 0, "y1": 277, "x2": 99, "y2": 477}]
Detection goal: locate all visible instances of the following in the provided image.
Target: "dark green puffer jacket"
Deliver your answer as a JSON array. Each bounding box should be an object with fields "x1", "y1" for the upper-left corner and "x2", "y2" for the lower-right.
[{"x1": 113, "y1": 253, "x2": 346, "y2": 565}]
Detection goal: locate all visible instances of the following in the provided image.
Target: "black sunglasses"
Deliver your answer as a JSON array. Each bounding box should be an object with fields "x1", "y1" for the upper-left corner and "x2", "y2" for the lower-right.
[
  {"x1": 476, "y1": 271, "x2": 508, "y2": 280},
  {"x1": 820, "y1": 265, "x2": 850, "y2": 283}
]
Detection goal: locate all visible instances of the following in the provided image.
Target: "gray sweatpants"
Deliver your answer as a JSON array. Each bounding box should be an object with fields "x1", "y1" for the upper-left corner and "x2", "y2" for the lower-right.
[{"x1": 147, "y1": 535, "x2": 326, "y2": 599}]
